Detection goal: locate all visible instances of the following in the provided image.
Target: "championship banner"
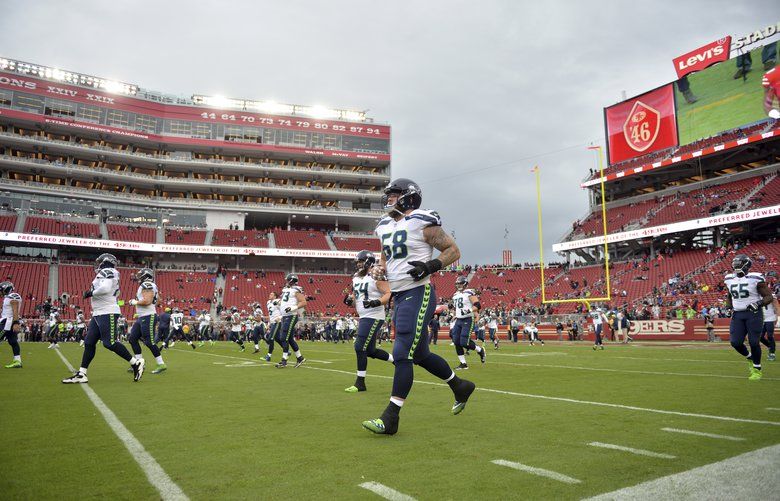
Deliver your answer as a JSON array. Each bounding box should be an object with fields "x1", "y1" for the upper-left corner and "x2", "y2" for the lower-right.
[
  {"x1": 604, "y1": 84, "x2": 678, "y2": 165},
  {"x1": 672, "y1": 37, "x2": 731, "y2": 79}
]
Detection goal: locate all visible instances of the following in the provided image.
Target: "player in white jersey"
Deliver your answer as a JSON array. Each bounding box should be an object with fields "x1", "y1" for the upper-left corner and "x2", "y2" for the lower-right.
[
  {"x1": 1, "y1": 281, "x2": 23, "y2": 368},
  {"x1": 449, "y1": 276, "x2": 486, "y2": 370},
  {"x1": 487, "y1": 315, "x2": 499, "y2": 349},
  {"x1": 127, "y1": 268, "x2": 166, "y2": 374},
  {"x1": 725, "y1": 254, "x2": 774, "y2": 380},
  {"x1": 46, "y1": 307, "x2": 61, "y2": 349},
  {"x1": 525, "y1": 321, "x2": 544, "y2": 346},
  {"x1": 62, "y1": 254, "x2": 144, "y2": 384},
  {"x1": 227, "y1": 306, "x2": 246, "y2": 351},
  {"x1": 75, "y1": 310, "x2": 86, "y2": 346},
  {"x1": 275, "y1": 274, "x2": 306, "y2": 368},
  {"x1": 264, "y1": 292, "x2": 282, "y2": 361},
  {"x1": 197, "y1": 310, "x2": 212, "y2": 347},
  {"x1": 335, "y1": 316, "x2": 346, "y2": 343},
  {"x1": 362, "y1": 178, "x2": 475, "y2": 435},
  {"x1": 249, "y1": 303, "x2": 267, "y2": 354},
  {"x1": 343, "y1": 250, "x2": 394, "y2": 393},
  {"x1": 590, "y1": 306, "x2": 608, "y2": 350},
  {"x1": 170, "y1": 307, "x2": 196, "y2": 349},
  {"x1": 760, "y1": 293, "x2": 779, "y2": 361}
]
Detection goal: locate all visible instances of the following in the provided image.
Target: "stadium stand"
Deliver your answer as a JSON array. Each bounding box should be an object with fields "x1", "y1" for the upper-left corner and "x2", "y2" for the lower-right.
[
  {"x1": 296, "y1": 273, "x2": 354, "y2": 316},
  {"x1": 106, "y1": 224, "x2": 157, "y2": 243},
  {"x1": 274, "y1": 230, "x2": 330, "y2": 250},
  {"x1": 222, "y1": 270, "x2": 285, "y2": 310},
  {"x1": 164, "y1": 228, "x2": 207, "y2": 245},
  {"x1": 24, "y1": 216, "x2": 101, "y2": 238},
  {"x1": 211, "y1": 229, "x2": 270, "y2": 248},
  {"x1": 0, "y1": 213, "x2": 17, "y2": 232},
  {"x1": 156, "y1": 271, "x2": 216, "y2": 314},
  {"x1": 0, "y1": 260, "x2": 49, "y2": 317},
  {"x1": 331, "y1": 235, "x2": 381, "y2": 252}
]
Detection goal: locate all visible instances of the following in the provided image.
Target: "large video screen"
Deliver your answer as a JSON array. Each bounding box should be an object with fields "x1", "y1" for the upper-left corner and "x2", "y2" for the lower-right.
[
  {"x1": 605, "y1": 43, "x2": 778, "y2": 166},
  {"x1": 674, "y1": 44, "x2": 774, "y2": 146}
]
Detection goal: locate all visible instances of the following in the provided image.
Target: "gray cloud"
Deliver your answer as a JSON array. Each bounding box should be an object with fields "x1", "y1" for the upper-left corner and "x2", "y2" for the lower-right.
[{"x1": 1, "y1": 0, "x2": 776, "y2": 263}]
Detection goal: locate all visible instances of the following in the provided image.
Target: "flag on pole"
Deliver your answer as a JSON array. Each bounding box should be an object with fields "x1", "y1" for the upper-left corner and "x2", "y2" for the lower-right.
[{"x1": 530, "y1": 165, "x2": 539, "y2": 173}]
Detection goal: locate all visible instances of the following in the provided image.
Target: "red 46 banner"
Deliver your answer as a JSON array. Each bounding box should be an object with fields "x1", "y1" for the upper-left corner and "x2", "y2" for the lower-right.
[{"x1": 604, "y1": 84, "x2": 678, "y2": 165}]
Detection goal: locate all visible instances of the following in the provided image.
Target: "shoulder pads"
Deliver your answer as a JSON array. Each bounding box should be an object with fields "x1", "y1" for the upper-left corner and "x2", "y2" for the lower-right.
[{"x1": 140, "y1": 281, "x2": 155, "y2": 290}]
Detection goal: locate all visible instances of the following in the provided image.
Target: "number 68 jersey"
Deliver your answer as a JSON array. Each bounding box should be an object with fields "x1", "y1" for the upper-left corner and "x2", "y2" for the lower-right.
[
  {"x1": 375, "y1": 209, "x2": 441, "y2": 293},
  {"x1": 724, "y1": 271, "x2": 765, "y2": 311}
]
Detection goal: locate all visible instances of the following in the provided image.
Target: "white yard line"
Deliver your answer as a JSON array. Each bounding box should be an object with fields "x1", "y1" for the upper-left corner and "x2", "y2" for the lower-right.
[
  {"x1": 173, "y1": 347, "x2": 337, "y2": 363},
  {"x1": 766, "y1": 407, "x2": 780, "y2": 412},
  {"x1": 296, "y1": 365, "x2": 780, "y2": 427},
  {"x1": 491, "y1": 459, "x2": 581, "y2": 484},
  {"x1": 587, "y1": 442, "x2": 675, "y2": 459},
  {"x1": 584, "y1": 444, "x2": 780, "y2": 500},
  {"x1": 56, "y1": 350, "x2": 188, "y2": 501},
  {"x1": 660, "y1": 427, "x2": 745, "y2": 441},
  {"x1": 358, "y1": 481, "x2": 416, "y2": 501},
  {"x1": 489, "y1": 360, "x2": 780, "y2": 381},
  {"x1": 613, "y1": 355, "x2": 741, "y2": 364}
]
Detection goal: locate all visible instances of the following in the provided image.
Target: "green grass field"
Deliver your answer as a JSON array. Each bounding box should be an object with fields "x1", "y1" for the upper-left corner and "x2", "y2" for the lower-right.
[
  {"x1": 1, "y1": 340, "x2": 778, "y2": 500},
  {"x1": 675, "y1": 45, "x2": 771, "y2": 145}
]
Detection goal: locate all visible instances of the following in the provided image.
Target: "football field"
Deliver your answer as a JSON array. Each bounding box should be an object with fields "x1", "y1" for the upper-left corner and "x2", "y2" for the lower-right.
[{"x1": 1, "y1": 340, "x2": 779, "y2": 500}]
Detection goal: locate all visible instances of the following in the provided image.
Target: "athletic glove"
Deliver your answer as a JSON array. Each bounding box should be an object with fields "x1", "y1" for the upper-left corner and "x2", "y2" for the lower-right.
[
  {"x1": 284, "y1": 307, "x2": 292, "y2": 313},
  {"x1": 129, "y1": 299, "x2": 138, "y2": 306},
  {"x1": 769, "y1": 109, "x2": 780, "y2": 119},
  {"x1": 406, "y1": 259, "x2": 443, "y2": 281},
  {"x1": 363, "y1": 299, "x2": 382, "y2": 309},
  {"x1": 343, "y1": 294, "x2": 354, "y2": 306},
  {"x1": 746, "y1": 301, "x2": 763, "y2": 313},
  {"x1": 82, "y1": 288, "x2": 93, "y2": 299}
]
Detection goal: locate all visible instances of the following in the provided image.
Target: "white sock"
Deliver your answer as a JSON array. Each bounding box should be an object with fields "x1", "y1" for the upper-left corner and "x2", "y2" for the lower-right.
[
  {"x1": 357, "y1": 370, "x2": 367, "y2": 377},
  {"x1": 135, "y1": 354, "x2": 143, "y2": 360},
  {"x1": 13, "y1": 355, "x2": 21, "y2": 361},
  {"x1": 155, "y1": 356, "x2": 164, "y2": 365},
  {"x1": 294, "y1": 350, "x2": 302, "y2": 358},
  {"x1": 282, "y1": 352, "x2": 289, "y2": 360},
  {"x1": 254, "y1": 344, "x2": 259, "y2": 349},
  {"x1": 389, "y1": 396, "x2": 404, "y2": 407},
  {"x1": 388, "y1": 354, "x2": 394, "y2": 363},
  {"x1": 476, "y1": 346, "x2": 483, "y2": 353},
  {"x1": 266, "y1": 353, "x2": 272, "y2": 357},
  {"x1": 79, "y1": 367, "x2": 88, "y2": 374},
  {"x1": 458, "y1": 354, "x2": 467, "y2": 364}
]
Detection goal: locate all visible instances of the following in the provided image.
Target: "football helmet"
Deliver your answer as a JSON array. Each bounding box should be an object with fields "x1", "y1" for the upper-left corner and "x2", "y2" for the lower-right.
[
  {"x1": 136, "y1": 268, "x2": 154, "y2": 282},
  {"x1": 455, "y1": 276, "x2": 468, "y2": 291},
  {"x1": 355, "y1": 250, "x2": 376, "y2": 274},
  {"x1": 285, "y1": 273, "x2": 298, "y2": 286},
  {"x1": 732, "y1": 254, "x2": 752, "y2": 277},
  {"x1": 0, "y1": 281, "x2": 14, "y2": 296},
  {"x1": 381, "y1": 178, "x2": 422, "y2": 215},
  {"x1": 95, "y1": 253, "x2": 118, "y2": 271}
]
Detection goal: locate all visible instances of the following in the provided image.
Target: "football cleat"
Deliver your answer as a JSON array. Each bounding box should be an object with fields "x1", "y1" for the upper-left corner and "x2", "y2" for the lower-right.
[
  {"x1": 239, "y1": 345, "x2": 245, "y2": 352},
  {"x1": 151, "y1": 364, "x2": 167, "y2": 374},
  {"x1": 452, "y1": 378, "x2": 476, "y2": 415},
  {"x1": 769, "y1": 353, "x2": 776, "y2": 361},
  {"x1": 253, "y1": 348, "x2": 260, "y2": 354},
  {"x1": 275, "y1": 359, "x2": 288, "y2": 368},
  {"x1": 345, "y1": 385, "x2": 366, "y2": 393},
  {"x1": 4, "y1": 360, "x2": 22, "y2": 369},
  {"x1": 748, "y1": 367, "x2": 762, "y2": 381},
  {"x1": 478, "y1": 349, "x2": 486, "y2": 364},
  {"x1": 132, "y1": 358, "x2": 145, "y2": 382},
  {"x1": 62, "y1": 371, "x2": 88, "y2": 384},
  {"x1": 294, "y1": 356, "x2": 306, "y2": 368},
  {"x1": 454, "y1": 363, "x2": 469, "y2": 370},
  {"x1": 362, "y1": 417, "x2": 398, "y2": 435},
  {"x1": 264, "y1": 354, "x2": 271, "y2": 362}
]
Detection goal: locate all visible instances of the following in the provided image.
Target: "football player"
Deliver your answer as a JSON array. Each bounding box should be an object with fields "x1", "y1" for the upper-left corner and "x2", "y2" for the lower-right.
[
  {"x1": 75, "y1": 309, "x2": 86, "y2": 347},
  {"x1": 449, "y1": 276, "x2": 486, "y2": 370},
  {"x1": 590, "y1": 306, "x2": 608, "y2": 350},
  {"x1": 275, "y1": 274, "x2": 306, "y2": 368},
  {"x1": 526, "y1": 321, "x2": 544, "y2": 346},
  {"x1": 197, "y1": 309, "x2": 212, "y2": 347},
  {"x1": 127, "y1": 268, "x2": 166, "y2": 374},
  {"x1": 763, "y1": 65, "x2": 780, "y2": 119},
  {"x1": 726, "y1": 255, "x2": 774, "y2": 380},
  {"x1": 158, "y1": 307, "x2": 172, "y2": 349},
  {"x1": 170, "y1": 307, "x2": 195, "y2": 349},
  {"x1": 46, "y1": 307, "x2": 61, "y2": 349},
  {"x1": 343, "y1": 250, "x2": 394, "y2": 393},
  {"x1": 1, "y1": 281, "x2": 23, "y2": 368},
  {"x1": 62, "y1": 254, "x2": 144, "y2": 383},
  {"x1": 228, "y1": 307, "x2": 245, "y2": 351},
  {"x1": 265, "y1": 292, "x2": 282, "y2": 361},
  {"x1": 250, "y1": 303, "x2": 266, "y2": 354},
  {"x1": 487, "y1": 314, "x2": 499, "y2": 349},
  {"x1": 362, "y1": 178, "x2": 475, "y2": 435},
  {"x1": 760, "y1": 292, "x2": 778, "y2": 362}
]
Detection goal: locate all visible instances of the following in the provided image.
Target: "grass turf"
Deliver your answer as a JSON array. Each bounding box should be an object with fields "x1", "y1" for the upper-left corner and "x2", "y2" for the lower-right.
[
  {"x1": 674, "y1": 45, "x2": 770, "y2": 146},
  {"x1": 1, "y1": 340, "x2": 778, "y2": 500}
]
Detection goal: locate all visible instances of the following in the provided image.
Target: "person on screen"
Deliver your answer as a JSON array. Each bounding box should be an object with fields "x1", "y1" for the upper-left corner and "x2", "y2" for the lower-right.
[
  {"x1": 676, "y1": 76, "x2": 698, "y2": 104},
  {"x1": 762, "y1": 65, "x2": 780, "y2": 119},
  {"x1": 734, "y1": 42, "x2": 777, "y2": 79}
]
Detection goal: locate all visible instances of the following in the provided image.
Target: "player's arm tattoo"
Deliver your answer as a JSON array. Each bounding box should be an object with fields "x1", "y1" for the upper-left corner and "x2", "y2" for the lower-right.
[
  {"x1": 423, "y1": 225, "x2": 460, "y2": 267},
  {"x1": 757, "y1": 282, "x2": 773, "y2": 306}
]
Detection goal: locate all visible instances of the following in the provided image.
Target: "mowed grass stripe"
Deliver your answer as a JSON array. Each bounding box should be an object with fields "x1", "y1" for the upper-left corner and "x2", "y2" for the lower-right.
[
  {"x1": 176, "y1": 348, "x2": 780, "y2": 427},
  {"x1": 55, "y1": 349, "x2": 189, "y2": 501}
]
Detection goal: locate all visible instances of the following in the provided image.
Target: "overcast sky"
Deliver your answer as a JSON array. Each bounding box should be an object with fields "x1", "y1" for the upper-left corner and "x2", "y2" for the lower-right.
[{"x1": 1, "y1": 1, "x2": 777, "y2": 264}]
